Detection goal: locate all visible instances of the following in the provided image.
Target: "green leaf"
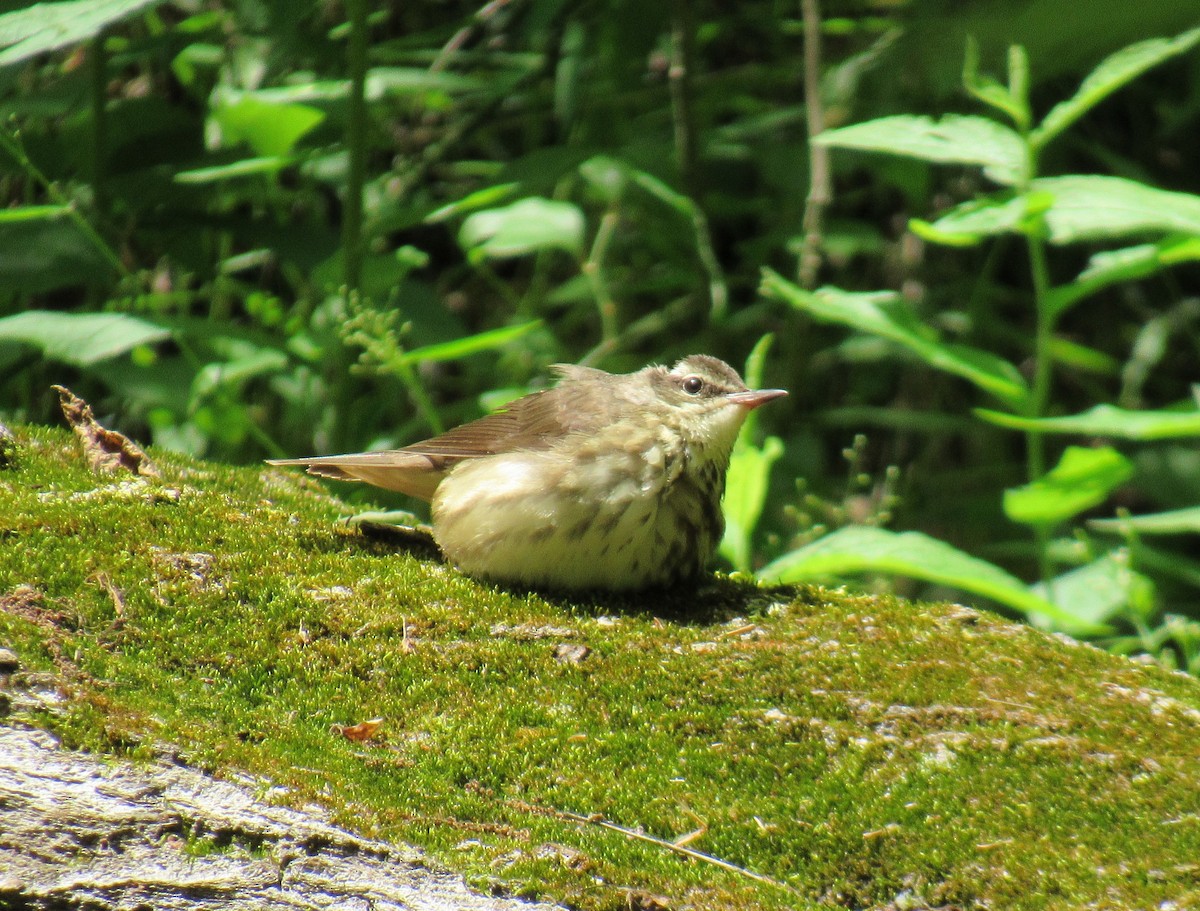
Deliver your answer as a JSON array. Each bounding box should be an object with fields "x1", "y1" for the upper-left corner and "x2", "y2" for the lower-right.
[
  {"x1": 719, "y1": 435, "x2": 783, "y2": 574},
  {"x1": 1033, "y1": 26, "x2": 1200, "y2": 150},
  {"x1": 814, "y1": 114, "x2": 1026, "y2": 185},
  {"x1": 976, "y1": 404, "x2": 1200, "y2": 440},
  {"x1": 1090, "y1": 506, "x2": 1200, "y2": 536},
  {"x1": 192, "y1": 348, "x2": 288, "y2": 401},
  {"x1": 928, "y1": 176, "x2": 1200, "y2": 246},
  {"x1": 174, "y1": 157, "x2": 292, "y2": 184},
  {"x1": 761, "y1": 271, "x2": 1028, "y2": 407},
  {"x1": 0, "y1": 204, "x2": 71, "y2": 223},
  {"x1": 425, "y1": 183, "x2": 520, "y2": 223},
  {"x1": 1004, "y1": 446, "x2": 1133, "y2": 527},
  {"x1": 0, "y1": 216, "x2": 118, "y2": 294},
  {"x1": 0, "y1": 311, "x2": 170, "y2": 366},
  {"x1": 212, "y1": 93, "x2": 326, "y2": 157},
  {"x1": 1034, "y1": 176, "x2": 1200, "y2": 242},
  {"x1": 918, "y1": 197, "x2": 1021, "y2": 243},
  {"x1": 399, "y1": 320, "x2": 543, "y2": 365},
  {"x1": 757, "y1": 526, "x2": 1100, "y2": 633},
  {"x1": 961, "y1": 37, "x2": 1030, "y2": 130},
  {"x1": 1031, "y1": 553, "x2": 1155, "y2": 626},
  {"x1": 0, "y1": 0, "x2": 168, "y2": 66},
  {"x1": 459, "y1": 198, "x2": 585, "y2": 260},
  {"x1": 1046, "y1": 236, "x2": 1200, "y2": 317},
  {"x1": 363, "y1": 67, "x2": 484, "y2": 99}
]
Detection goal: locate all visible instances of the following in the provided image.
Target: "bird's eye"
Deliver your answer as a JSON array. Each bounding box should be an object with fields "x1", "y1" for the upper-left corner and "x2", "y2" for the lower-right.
[{"x1": 682, "y1": 375, "x2": 704, "y2": 395}]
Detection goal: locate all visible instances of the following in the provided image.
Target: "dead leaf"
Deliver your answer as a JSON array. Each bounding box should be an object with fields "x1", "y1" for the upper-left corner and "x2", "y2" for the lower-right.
[
  {"x1": 52, "y1": 385, "x2": 159, "y2": 477},
  {"x1": 337, "y1": 717, "x2": 385, "y2": 743}
]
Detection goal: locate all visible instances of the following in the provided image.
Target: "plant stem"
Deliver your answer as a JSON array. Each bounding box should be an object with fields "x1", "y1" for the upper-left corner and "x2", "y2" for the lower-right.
[
  {"x1": 1025, "y1": 203, "x2": 1056, "y2": 593},
  {"x1": 799, "y1": 0, "x2": 830, "y2": 288},
  {"x1": 0, "y1": 129, "x2": 125, "y2": 277},
  {"x1": 342, "y1": 0, "x2": 369, "y2": 292},
  {"x1": 1026, "y1": 234, "x2": 1052, "y2": 479},
  {"x1": 582, "y1": 208, "x2": 620, "y2": 342},
  {"x1": 89, "y1": 34, "x2": 108, "y2": 217},
  {"x1": 669, "y1": 0, "x2": 727, "y2": 320}
]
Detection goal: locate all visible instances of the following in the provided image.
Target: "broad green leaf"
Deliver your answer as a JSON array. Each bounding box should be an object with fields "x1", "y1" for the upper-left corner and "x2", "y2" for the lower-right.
[
  {"x1": 916, "y1": 197, "x2": 1021, "y2": 244},
  {"x1": 0, "y1": 217, "x2": 117, "y2": 294},
  {"x1": 0, "y1": 204, "x2": 71, "y2": 223},
  {"x1": 815, "y1": 114, "x2": 1026, "y2": 185},
  {"x1": 976, "y1": 404, "x2": 1200, "y2": 440},
  {"x1": 0, "y1": 311, "x2": 169, "y2": 366},
  {"x1": 1046, "y1": 237, "x2": 1200, "y2": 317},
  {"x1": 212, "y1": 94, "x2": 326, "y2": 157},
  {"x1": 719, "y1": 435, "x2": 783, "y2": 574},
  {"x1": 459, "y1": 198, "x2": 585, "y2": 260},
  {"x1": 1090, "y1": 506, "x2": 1200, "y2": 536},
  {"x1": 1034, "y1": 176, "x2": 1200, "y2": 242},
  {"x1": 0, "y1": 0, "x2": 167, "y2": 66},
  {"x1": 757, "y1": 526, "x2": 1099, "y2": 632},
  {"x1": 1004, "y1": 446, "x2": 1133, "y2": 526},
  {"x1": 1034, "y1": 27, "x2": 1200, "y2": 150},
  {"x1": 927, "y1": 177, "x2": 1200, "y2": 246},
  {"x1": 399, "y1": 320, "x2": 543, "y2": 365},
  {"x1": 1031, "y1": 553, "x2": 1155, "y2": 626},
  {"x1": 762, "y1": 271, "x2": 1028, "y2": 407}
]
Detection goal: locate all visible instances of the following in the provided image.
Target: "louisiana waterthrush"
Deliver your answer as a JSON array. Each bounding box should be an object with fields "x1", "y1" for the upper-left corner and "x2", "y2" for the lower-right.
[{"x1": 269, "y1": 355, "x2": 786, "y2": 591}]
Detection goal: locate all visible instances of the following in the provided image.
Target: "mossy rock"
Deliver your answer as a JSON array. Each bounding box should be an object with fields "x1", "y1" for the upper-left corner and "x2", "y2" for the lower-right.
[{"x1": 1, "y1": 424, "x2": 1198, "y2": 911}]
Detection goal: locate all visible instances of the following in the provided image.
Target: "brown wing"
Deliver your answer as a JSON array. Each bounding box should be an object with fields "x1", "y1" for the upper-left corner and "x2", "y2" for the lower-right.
[
  {"x1": 268, "y1": 369, "x2": 624, "y2": 499},
  {"x1": 267, "y1": 367, "x2": 627, "y2": 501}
]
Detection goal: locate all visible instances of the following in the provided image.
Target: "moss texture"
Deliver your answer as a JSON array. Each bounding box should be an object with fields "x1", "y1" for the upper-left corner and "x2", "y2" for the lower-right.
[{"x1": 2, "y1": 424, "x2": 1199, "y2": 910}]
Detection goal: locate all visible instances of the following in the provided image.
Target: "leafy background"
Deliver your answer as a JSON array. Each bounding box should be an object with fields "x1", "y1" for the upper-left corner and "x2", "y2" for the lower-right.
[{"x1": 2, "y1": 0, "x2": 1200, "y2": 672}]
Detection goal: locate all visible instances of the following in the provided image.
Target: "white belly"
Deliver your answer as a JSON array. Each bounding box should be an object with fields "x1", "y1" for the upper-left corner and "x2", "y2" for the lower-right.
[{"x1": 430, "y1": 441, "x2": 717, "y2": 591}]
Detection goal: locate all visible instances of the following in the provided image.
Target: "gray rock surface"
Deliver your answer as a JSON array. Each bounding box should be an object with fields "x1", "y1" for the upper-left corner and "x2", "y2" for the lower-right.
[{"x1": 0, "y1": 661, "x2": 559, "y2": 911}]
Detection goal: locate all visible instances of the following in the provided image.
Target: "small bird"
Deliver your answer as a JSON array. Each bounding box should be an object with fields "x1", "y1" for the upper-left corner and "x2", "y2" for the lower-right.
[{"x1": 268, "y1": 355, "x2": 786, "y2": 591}]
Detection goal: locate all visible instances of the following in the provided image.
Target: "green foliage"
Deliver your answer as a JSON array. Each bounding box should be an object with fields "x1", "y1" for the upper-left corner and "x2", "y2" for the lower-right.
[
  {"x1": 1003, "y1": 447, "x2": 1134, "y2": 527},
  {"x1": 1, "y1": 0, "x2": 1200, "y2": 674},
  {"x1": 775, "y1": 24, "x2": 1200, "y2": 666}
]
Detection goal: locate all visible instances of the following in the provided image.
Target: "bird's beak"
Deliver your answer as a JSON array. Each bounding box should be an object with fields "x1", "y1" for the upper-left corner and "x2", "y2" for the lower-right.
[{"x1": 726, "y1": 388, "x2": 788, "y2": 410}]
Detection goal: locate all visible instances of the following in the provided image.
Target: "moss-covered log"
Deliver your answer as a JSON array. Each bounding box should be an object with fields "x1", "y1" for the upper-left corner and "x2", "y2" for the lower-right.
[{"x1": 2, "y1": 425, "x2": 1199, "y2": 911}]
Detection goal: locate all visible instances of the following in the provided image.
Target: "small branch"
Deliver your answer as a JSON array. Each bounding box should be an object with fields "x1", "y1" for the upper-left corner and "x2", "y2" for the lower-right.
[{"x1": 798, "y1": 0, "x2": 830, "y2": 288}]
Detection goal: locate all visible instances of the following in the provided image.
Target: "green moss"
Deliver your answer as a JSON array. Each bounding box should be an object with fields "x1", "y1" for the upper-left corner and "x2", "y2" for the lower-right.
[{"x1": 3, "y1": 424, "x2": 1200, "y2": 910}]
